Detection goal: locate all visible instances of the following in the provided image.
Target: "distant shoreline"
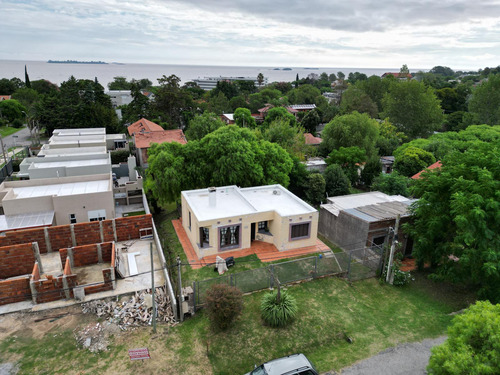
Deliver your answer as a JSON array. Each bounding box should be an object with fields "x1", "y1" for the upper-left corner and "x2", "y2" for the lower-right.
[{"x1": 47, "y1": 60, "x2": 108, "y2": 64}]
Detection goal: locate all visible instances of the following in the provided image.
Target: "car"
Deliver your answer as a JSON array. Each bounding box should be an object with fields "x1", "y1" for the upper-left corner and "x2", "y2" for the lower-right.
[{"x1": 244, "y1": 353, "x2": 319, "y2": 375}]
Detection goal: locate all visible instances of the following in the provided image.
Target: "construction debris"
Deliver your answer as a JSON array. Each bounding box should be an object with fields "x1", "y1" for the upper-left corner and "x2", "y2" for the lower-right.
[
  {"x1": 74, "y1": 323, "x2": 109, "y2": 353},
  {"x1": 81, "y1": 287, "x2": 175, "y2": 330}
]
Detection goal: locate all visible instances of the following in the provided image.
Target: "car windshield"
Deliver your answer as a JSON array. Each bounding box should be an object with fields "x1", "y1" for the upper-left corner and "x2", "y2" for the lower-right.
[{"x1": 250, "y1": 365, "x2": 267, "y2": 375}]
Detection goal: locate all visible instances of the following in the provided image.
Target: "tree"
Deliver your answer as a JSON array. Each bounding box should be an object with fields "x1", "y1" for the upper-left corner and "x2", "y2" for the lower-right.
[
  {"x1": 324, "y1": 164, "x2": 350, "y2": 197},
  {"x1": 262, "y1": 118, "x2": 306, "y2": 157},
  {"x1": 320, "y1": 111, "x2": 379, "y2": 157},
  {"x1": 399, "y1": 64, "x2": 410, "y2": 77},
  {"x1": 408, "y1": 143, "x2": 500, "y2": 301},
  {"x1": 357, "y1": 75, "x2": 391, "y2": 114},
  {"x1": 381, "y1": 80, "x2": 444, "y2": 139},
  {"x1": 229, "y1": 95, "x2": 249, "y2": 111},
  {"x1": 257, "y1": 73, "x2": 264, "y2": 87},
  {"x1": 468, "y1": 74, "x2": 500, "y2": 125},
  {"x1": 263, "y1": 107, "x2": 296, "y2": 127},
  {"x1": 0, "y1": 78, "x2": 24, "y2": 95},
  {"x1": 427, "y1": 301, "x2": 500, "y2": 374},
  {"x1": 371, "y1": 172, "x2": 411, "y2": 196},
  {"x1": 347, "y1": 71, "x2": 368, "y2": 84},
  {"x1": 328, "y1": 73, "x2": 337, "y2": 82},
  {"x1": 205, "y1": 284, "x2": 243, "y2": 331},
  {"x1": 31, "y1": 79, "x2": 58, "y2": 95},
  {"x1": 0, "y1": 99, "x2": 26, "y2": 123},
  {"x1": 154, "y1": 74, "x2": 193, "y2": 128},
  {"x1": 121, "y1": 83, "x2": 151, "y2": 123},
  {"x1": 287, "y1": 84, "x2": 321, "y2": 104},
  {"x1": 212, "y1": 80, "x2": 239, "y2": 100},
  {"x1": 376, "y1": 118, "x2": 406, "y2": 156},
  {"x1": 337, "y1": 72, "x2": 345, "y2": 81},
  {"x1": 360, "y1": 158, "x2": 382, "y2": 186},
  {"x1": 24, "y1": 65, "x2": 31, "y2": 88},
  {"x1": 300, "y1": 109, "x2": 321, "y2": 134},
  {"x1": 305, "y1": 173, "x2": 325, "y2": 205},
  {"x1": 287, "y1": 155, "x2": 309, "y2": 200},
  {"x1": 207, "y1": 92, "x2": 231, "y2": 115},
  {"x1": 145, "y1": 126, "x2": 294, "y2": 205},
  {"x1": 108, "y1": 76, "x2": 131, "y2": 90},
  {"x1": 340, "y1": 86, "x2": 378, "y2": 117},
  {"x1": 429, "y1": 65, "x2": 455, "y2": 77},
  {"x1": 393, "y1": 146, "x2": 436, "y2": 177},
  {"x1": 185, "y1": 111, "x2": 224, "y2": 141},
  {"x1": 327, "y1": 146, "x2": 366, "y2": 185},
  {"x1": 11, "y1": 88, "x2": 39, "y2": 110},
  {"x1": 234, "y1": 107, "x2": 256, "y2": 128}
]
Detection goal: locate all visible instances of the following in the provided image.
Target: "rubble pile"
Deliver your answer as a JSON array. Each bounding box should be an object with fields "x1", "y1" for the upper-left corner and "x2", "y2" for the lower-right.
[
  {"x1": 81, "y1": 286, "x2": 175, "y2": 329},
  {"x1": 74, "y1": 322, "x2": 109, "y2": 353}
]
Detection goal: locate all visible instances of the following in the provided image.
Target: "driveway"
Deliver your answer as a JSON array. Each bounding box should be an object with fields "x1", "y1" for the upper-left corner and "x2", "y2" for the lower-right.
[
  {"x1": 323, "y1": 336, "x2": 446, "y2": 375},
  {"x1": 1, "y1": 127, "x2": 32, "y2": 150}
]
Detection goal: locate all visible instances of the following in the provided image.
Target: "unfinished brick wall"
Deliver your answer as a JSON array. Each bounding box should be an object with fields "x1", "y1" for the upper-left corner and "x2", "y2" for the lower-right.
[
  {"x1": 0, "y1": 215, "x2": 152, "y2": 254},
  {"x1": 0, "y1": 276, "x2": 31, "y2": 306},
  {"x1": 59, "y1": 242, "x2": 115, "y2": 267},
  {"x1": 101, "y1": 242, "x2": 114, "y2": 263},
  {"x1": 0, "y1": 243, "x2": 35, "y2": 279},
  {"x1": 30, "y1": 260, "x2": 77, "y2": 304},
  {"x1": 84, "y1": 268, "x2": 115, "y2": 295}
]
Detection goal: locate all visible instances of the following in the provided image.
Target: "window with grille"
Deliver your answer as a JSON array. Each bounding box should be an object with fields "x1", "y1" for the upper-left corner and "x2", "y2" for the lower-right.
[
  {"x1": 200, "y1": 227, "x2": 210, "y2": 247},
  {"x1": 258, "y1": 221, "x2": 268, "y2": 233},
  {"x1": 219, "y1": 225, "x2": 240, "y2": 249},
  {"x1": 290, "y1": 222, "x2": 310, "y2": 240},
  {"x1": 69, "y1": 213, "x2": 77, "y2": 224}
]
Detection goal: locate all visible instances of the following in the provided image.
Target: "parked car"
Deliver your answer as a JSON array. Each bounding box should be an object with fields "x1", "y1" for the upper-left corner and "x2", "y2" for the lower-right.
[{"x1": 244, "y1": 353, "x2": 319, "y2": 375}]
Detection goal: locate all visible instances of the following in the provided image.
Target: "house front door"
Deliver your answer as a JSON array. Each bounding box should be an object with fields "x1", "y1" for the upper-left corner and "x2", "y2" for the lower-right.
[{"x1": 251, "y1": 223, "x2": 256, "y2": 242}]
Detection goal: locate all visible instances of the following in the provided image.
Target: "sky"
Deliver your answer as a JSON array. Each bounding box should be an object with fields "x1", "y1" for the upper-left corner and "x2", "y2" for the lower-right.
[{"x1": 1, "y1": 0, "x2": 500, "y2": 70}]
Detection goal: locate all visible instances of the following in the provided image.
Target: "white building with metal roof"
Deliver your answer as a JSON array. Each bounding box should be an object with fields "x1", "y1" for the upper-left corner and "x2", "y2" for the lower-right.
[{"x1": 181, "y1": 184, "x2": 318, "y2": 260}]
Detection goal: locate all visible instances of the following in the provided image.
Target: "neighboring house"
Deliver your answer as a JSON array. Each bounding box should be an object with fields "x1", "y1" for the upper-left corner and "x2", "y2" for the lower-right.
[
  {"x1": 193, "y1": 76, "x2": 268, "y2": 91},
  {"x1": 304, "y1": 133, "x2": 322, "y2": 146},
  {"x1": 48, "y1": 128, "x2": 128, "y2": 151},
  {"x1": 18, "y1": 153, "x2": 112, "y2": 179},
  {"x1": 381, "y1": 72, "x2": 413, "y2": 79},
  {"x1": 0, "y1": 95, "x2": 11, "y2": 101},
  {"x1": 181, "y1": 184, "x2": 319, "y2": 261},
  {"x1": 134, "y1": 129, "x2": 187, "y2": 167},
  {"x1": 221, "y1": 114, "x2": 235, "y2": 124},
  {"x1": 106, "y1": 90, "x2": 153, "y2": 109},
  {"x1": 127, "y1": 118, "x2": 164, "y2": 136},
  {"x1": 303, "y1": 157, "x2": 327, "y2": 172},
  {"x1": 411, "y1": 161, "x2": 442, "y2": 180},
  {"x1": 0, "y1": 174, "x2": 115, "y2": 231},
  {"x1": 380, "y1": 156, "x2": 395, "y2": 174},
  {"x1": 319, "y1": 192, "x2": 415, "y2": 256},
  {"x1": 288, "y1": 104, "x2": 316, "y2": 112}
]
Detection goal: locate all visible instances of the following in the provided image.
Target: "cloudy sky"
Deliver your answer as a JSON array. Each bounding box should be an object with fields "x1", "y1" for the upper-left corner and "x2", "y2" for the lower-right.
[{"x1": 2, "y1": 0, "x2": 500, "y2": 70}]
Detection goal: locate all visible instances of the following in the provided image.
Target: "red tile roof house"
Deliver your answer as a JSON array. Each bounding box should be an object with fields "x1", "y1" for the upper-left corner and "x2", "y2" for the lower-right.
[
  {"x1": 0, "y1": 95, "x2": 11, "y2": 101},
  {"x1": 304, "y1": 133, "x2": 322, "y2": 146},
  {"x1": 381, "y1": 72, "x2": 413, "y2": 80},
  {"x1": 128, "y1": 118, "x2": 187, "y2": 167},
  {"x1": 411, "y1": 161, "x2": 442, "y2": 180}
]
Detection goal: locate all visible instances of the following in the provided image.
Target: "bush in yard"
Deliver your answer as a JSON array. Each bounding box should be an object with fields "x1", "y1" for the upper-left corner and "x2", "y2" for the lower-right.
[
  {"x1": 427, "y1": 300, "x2": 500, "y2": 374},
  {"x1": 205, "y1": 284, "x2": 243, "y2": 331},
  {"x1": 110, "y1": 149, "x2": 130, "y2": 164},
  {"x1": 261, "y1": 290, "x2": 298, "y2": 327}
]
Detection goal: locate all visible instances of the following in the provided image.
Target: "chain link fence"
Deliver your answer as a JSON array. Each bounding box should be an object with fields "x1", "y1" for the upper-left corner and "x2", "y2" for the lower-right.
[{"x1": 192, "y1": 247, "x2": 385, "y2": 308}]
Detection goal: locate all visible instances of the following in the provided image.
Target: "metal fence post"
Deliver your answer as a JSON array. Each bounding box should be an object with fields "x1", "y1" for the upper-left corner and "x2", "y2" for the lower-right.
[
  {"x1": 270, "y1": 265, "x2": 274, "y2": 289},
  {"x1": 314, "y1": 256, "x2": 318, "y2": 278},
  {"x1": 347, "y1": 251, "x2": 352, "y2": 281}
]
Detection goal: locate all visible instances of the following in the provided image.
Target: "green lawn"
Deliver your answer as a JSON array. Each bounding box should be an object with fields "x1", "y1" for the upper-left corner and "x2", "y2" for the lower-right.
[{"x1": 0, "y1": 126, "x2": 23, "y2": 137}]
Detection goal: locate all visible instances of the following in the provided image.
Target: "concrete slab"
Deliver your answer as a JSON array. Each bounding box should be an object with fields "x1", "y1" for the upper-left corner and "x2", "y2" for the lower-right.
[
  {"x1": 0, "y1": 239, "x2": 166, "y2": 315},
  {"x1": 73, "y1": 263, "x2": 111, "y2": 285},
  {"x1": 39, "y1": 252, "x2": 63, "y2": 276}
]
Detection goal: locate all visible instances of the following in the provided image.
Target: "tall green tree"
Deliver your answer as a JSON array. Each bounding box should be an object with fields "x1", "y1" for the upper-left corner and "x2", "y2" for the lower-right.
[
  {"x1": 371, "y1": 172, "x2": 411, "y2": 196},
  {"x1": 145, "y1": 126, "x2": 293, "y2": 205},
  {"x1": 0, "y1": 99, "x2": 26, "y2": 123},
  {"x1": 408, "y1": 143, "x2": 500, "y2": 301},
  {"x1": 320, "y1": 111, "x2": 379, "y2": 157},
  {"x1": 257, "y1": 73, "x2": 264, "y2": 87},
  {"x1": 185, "y1": 111, "x2": 224, "y2": 141},
  {"x1": 263, "y1": 107, "x2": 297, "y2": 127},
  {"x1": 305, "y1": 173, "x2": 326, "y2": 205},
  {"x1": 24, "y1": 65, "x2": 31, "y2": 89},
  {"x1": 393, "y1": 146, "x2": 436, "y2": 177},
  {"x1": 154, "y1": 74, "x2": 193, "y2": 128},
  {"x1": 234, "y1": 108, "x2": 256, "y2": 128},
  {"x1": 382, "y1": 80, "x2": 444, "y2": 139},
  {"x1": 327, "y1": 146, "x2": 366, "y2": 185},
  {"x1": 324, "y1": 164, "x2": 350, "y2": 197},
  {"x1": 468, "y1": 74, "x2": 500, "y2": 125},
  {"x1": 340, "y1": 86, "x2": 378, "y2": 117}
]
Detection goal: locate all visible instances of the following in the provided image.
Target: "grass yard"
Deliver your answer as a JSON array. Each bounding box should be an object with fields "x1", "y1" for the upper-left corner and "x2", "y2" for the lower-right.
[
  {"x1": 0, "y1": 126, "x2": 23, "y2": 138},
  {"x1": 0, "y1": 272, "x2": 475, "y2": 374}
]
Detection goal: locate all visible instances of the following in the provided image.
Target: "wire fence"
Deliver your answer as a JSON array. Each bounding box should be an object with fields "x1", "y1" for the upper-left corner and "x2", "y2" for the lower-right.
[{"x1": 192, "y1": 246, "x2": 385, "y2": 308}]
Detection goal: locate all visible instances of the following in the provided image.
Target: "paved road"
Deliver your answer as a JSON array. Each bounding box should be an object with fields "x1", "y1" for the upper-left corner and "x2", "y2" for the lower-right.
[
  {"x1": 1, "y1": 127, "x2": 32, "y2": 150},
  {"x1": 324, "y1": 336, "x2": 447, "y2": 375}
]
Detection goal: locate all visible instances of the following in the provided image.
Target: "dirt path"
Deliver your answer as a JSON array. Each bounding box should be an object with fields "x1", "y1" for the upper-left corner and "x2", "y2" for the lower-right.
[{"x1": 323, "y1": 336, "x2": 447, "y2": 375}]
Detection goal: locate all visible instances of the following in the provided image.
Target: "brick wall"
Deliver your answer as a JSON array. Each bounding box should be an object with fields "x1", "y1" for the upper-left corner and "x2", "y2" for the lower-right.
[
  {"x1": 72, "y1": 244, "x2": 99, "y2": 267},
  {"x1": 0, "y1": 243, "x2": 35, "y2": 279},
  {"x1": 59, "y1": 248, "x2": 69, "y2": 267},
  {"x1": 0, "y1": 276, "x2": 31, "y2": 306},
  {"x1": 83, "y1": 268, "x2": 115, "y2": 295},
  {"x1": 0, "y1": 215, "x2": 152, "y2": 254},
  {"x1": 30, "y1": 260, "x2": 77, "y2": 303},
  {"x1": 101, "y1": 242, "x2": 113, "y2": 263}
]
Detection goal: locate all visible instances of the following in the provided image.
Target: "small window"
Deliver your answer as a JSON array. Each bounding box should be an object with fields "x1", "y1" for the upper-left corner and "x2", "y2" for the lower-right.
[
  {"x1": 290, "y1": 222, "x2": 310, "y2": 240},
  {"x1": 69, "y1": 214, "x2": 77, "y2": 224},
  {"x1": 188, "y1": 212, "x2": 192, "y2": 230},
  {"x1": 88, "y1": 209, "x2": 106, "y2": 222},
  {"x1": 258, "y1": 221, "x2": 268, "y2": 233}
]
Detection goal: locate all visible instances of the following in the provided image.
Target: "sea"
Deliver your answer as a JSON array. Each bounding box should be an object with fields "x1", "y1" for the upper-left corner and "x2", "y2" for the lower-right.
[{"x1": 0, "y1": 60, "x2": 408, "y2": 89}]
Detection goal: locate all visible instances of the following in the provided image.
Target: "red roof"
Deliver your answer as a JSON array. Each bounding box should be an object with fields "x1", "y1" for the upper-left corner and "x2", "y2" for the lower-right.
[
  {"x1": 134, "y1": 129, "x2": 187, "y2": 149},
  {"x1": 127, "y1": 118, "x2": 164, "y2": 136},
  {"x1": 258, "y1": 105, "x2": 273, "y2": 113},
  {"x1": 381, "y1": 72, "x2": 413, "y2": 79},
  {"x1": 0, "y1": 95, "x2": 11, "y2": 101},
  {"x1": 304, "y1": 133, "x2": 322, "y2": 145},
  {"x1": 411, "y1": 161, "x2": 442, "y2": 180}
]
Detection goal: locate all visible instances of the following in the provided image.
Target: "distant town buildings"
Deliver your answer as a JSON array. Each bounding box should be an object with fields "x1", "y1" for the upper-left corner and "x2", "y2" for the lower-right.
[{"x1": 193, "y1": 76, "x2": 268, "y2": 90}]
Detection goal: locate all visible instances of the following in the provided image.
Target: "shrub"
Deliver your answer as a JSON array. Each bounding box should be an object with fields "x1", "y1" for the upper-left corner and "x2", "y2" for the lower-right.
[
  {"x1": 205, "y1": 284, "x2": 243, "y2": 331},
  {"x1": 11, "y1": 118, "x2": 24, "y2": 128},
  {"x1": 261, "y1": 290, "x2": 298, "y2": 327},
  {"x1": 382, "y1": 259, "x2": 412, "y2": 287},
  {"x1": 110, "y1": 149, "x2": 130, "y2": 164}
]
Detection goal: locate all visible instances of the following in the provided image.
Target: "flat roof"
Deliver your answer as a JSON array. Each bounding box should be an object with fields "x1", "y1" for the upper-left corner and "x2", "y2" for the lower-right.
[
  {"x1": 52, "y1": 128, "x2": 106, "y2": 136},
  {"x1": 0, "y1": 211, "x2": 54, "y2": 231},
  {"x1": 321, "y1": 191, "x2": 414, "y2": 221},
  {"x1": 183, "y1": 184, "x2": 316, "y2": 222},
  {"x1": 49, "y1": 134, "x2": 106, "y2": 144},
  {"x1": 38, "y1": 146, "x2": 107, "y2": 157},
  {"x1": 9, "y1": 180, "x2": 109, "y2": 199},
  {"x1": 29, "y1": 158, "x2": 109, "y2": 169}
]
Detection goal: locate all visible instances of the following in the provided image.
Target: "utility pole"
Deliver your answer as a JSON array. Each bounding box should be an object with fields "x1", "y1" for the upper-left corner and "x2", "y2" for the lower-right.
[
  {"x1": 177, "y1": 256, "x2": 184, "y2": 322},
  {"x1": 386, "y1": 214, "x2": 400, "y2": 284},
  {"x1": 150, "y1": 243, "x2": 156, "y2": 333}
]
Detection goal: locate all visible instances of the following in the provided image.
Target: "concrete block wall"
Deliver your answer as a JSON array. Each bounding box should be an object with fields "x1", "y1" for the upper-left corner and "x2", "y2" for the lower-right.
[
  {"x1": 0, "y1": 215, "x2": 152, "y2": 254},
  {"x1": 0, "y1": 243, "x2": 36, "y2": 279},
  {"x1": 0, "y1": 276, "x2": 31, "y2": 306}
]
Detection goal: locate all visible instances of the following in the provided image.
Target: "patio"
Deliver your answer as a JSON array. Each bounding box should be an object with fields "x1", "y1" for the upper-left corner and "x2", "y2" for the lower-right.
[{"x1": 172, "y1": 219, "x2": 331, "y2": 269}]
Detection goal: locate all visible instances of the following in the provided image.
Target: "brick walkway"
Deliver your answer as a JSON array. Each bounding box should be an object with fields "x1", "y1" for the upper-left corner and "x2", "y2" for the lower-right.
[{"x1": 172, "y1": 219, "x2": 331, "y2": 269}]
